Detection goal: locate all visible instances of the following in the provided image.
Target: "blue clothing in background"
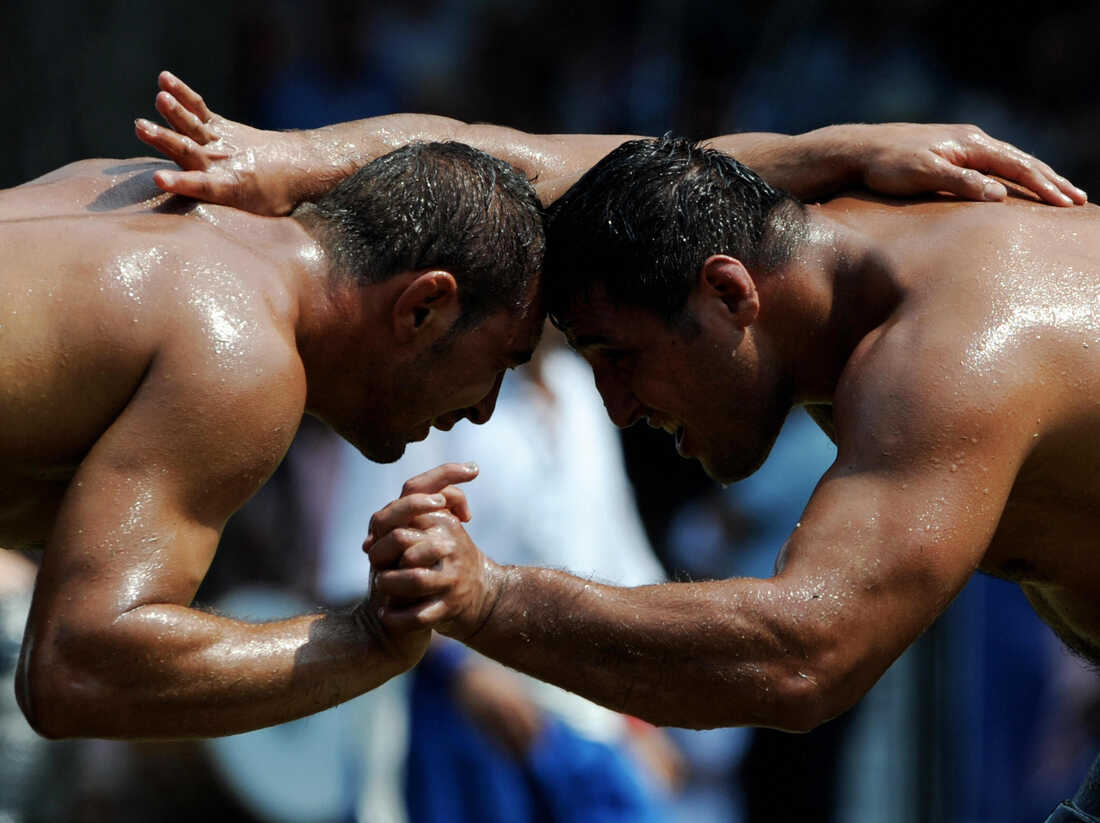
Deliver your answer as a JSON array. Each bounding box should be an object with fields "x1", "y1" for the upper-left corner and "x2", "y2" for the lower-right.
[{"x1": 406, "y1": 662, "x2": 665, "y2": 823}]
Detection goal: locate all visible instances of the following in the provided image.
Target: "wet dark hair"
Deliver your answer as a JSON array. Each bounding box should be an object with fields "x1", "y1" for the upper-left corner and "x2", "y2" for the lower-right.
[
  {"x1": 544, "y1": 135, "x2": 805, "y2": 326},
  {"x1": 295, "y1": 141, "x2": 544, "y2": 327}
]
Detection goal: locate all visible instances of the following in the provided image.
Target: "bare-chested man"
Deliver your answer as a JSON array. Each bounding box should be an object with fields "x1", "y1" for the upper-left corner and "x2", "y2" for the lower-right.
[
  {"x1": 6, "y1": 71, "x2": 1083, "y2": 742},
  {"x1": 365, "y1": 140, "x2": 1100, "y2": 819},
  {"x1": 3, "y1": 141, "x2": 546, "y2": 738}
]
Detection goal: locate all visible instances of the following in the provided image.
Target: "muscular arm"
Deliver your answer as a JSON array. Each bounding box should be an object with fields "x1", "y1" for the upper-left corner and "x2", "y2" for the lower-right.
[
  {"x1": 136, "y1": 71, "x2": 1084, "y2": 215},
  {"x1": 17, "y1": 320, "x2": 421, "y2": 739},
  {"x1": 368, "y1": 335, "x2": 1035, "y2": 730}
]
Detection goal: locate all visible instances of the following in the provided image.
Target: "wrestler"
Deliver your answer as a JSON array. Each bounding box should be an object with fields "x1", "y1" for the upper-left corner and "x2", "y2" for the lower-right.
[
  {"x1": 370, "y1": 140, "x2": 1100, "y2": 819},
  {"x1": 4, "y1": 140, "x2": 543, "y2": 738},
  {"x1": 11, "y1": 72, "x2": 1081, "y2": 741}
]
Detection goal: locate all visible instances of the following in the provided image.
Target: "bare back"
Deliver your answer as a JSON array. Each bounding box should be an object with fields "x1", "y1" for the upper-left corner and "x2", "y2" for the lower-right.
[{"x1": 0, "y1": 159, "x2": 306, "y2": 547}]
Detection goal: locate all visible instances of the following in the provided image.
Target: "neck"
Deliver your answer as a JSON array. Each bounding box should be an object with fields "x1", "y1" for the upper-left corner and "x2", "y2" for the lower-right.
[
  {"x1": 276, "y1": 216, "x2": 363, "y2": 415},
  {"x1": 760, "y1": 206, "x2": 902, "y2": 404}
]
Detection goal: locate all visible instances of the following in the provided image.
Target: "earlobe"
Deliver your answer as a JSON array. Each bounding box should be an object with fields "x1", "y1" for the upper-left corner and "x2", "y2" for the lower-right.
[
  {"x1": 393, "y1": 270, "x2": 459, "y2": 343},
  {"x1": 699, "y1": 254, "x2": 759, "y2": 328}
]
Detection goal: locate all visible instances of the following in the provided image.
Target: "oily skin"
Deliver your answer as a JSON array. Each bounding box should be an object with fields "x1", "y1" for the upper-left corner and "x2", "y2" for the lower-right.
[
  {"x1": 0, "y1": 159, "x2": 533, "y2": 738},
  {"x1": 129, "y1": 73, "x2": 1094, "y2": 732},
  {"x1": 370, "y1": 192, "x2": 1100, "y2": 731}
]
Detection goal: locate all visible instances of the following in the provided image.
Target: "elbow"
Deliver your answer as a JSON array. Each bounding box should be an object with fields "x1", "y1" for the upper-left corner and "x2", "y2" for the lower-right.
[
  {"x1": 765, "y1": 645, "x2": 875, "y2": 734},
  {"x1": 17, "y1": 647, "x2": 78, "y2": 739},
  {"x1": 16, "y1": 636, "x2": 113, "y2": 740}
]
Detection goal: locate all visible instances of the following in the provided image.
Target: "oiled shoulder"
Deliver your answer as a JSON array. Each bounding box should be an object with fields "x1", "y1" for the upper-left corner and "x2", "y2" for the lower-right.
[{"x1": 831, "y1": 307, "x2": 1041, "y2": 471}]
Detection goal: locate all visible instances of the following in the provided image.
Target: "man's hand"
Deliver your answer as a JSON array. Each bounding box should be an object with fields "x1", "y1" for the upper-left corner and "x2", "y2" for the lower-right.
[
  {"x1": 838, "y1": 122, "x2": 1086, "y2": 206},
  {"x1": 135, "y1": 71, "x2": 315, "y2": 215},
  {"x1": 364, "y1": 464, "x2": 504, "y2": 641}
]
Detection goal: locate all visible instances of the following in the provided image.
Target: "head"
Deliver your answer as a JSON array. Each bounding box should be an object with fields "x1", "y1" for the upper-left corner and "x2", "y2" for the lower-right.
[
  {"x1": 545, "y1": 135, "x2": 806, "y2": 482},
  {"x1": 295, "y1": 141, "x2": 545, "y2": 461}
]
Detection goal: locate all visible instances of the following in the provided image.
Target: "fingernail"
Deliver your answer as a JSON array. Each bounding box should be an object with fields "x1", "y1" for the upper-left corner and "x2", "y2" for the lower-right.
[
  {"x1": 430, "y1": 495, "x2": 446, "y2": 505},
  {"x1": 159, "y1": 172, "x2": 176, "y2": 186},
  {"x1": 982, "y1": 180, "x2": 1003, "y2": 200},
  {"x1": 463, "y1": 462, "x2": 478, "y2": 471}
]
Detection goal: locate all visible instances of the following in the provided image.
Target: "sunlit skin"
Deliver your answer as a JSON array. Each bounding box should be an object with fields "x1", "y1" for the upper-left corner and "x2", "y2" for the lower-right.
[
  {"x1": 369, "y1": 188, "x2": 1100, "y2": 733},
  {"x1": 0, "y1": 159, "x2": 536, "y2": 738},
  {"x1": 21, "y1": 71, "x2": 1087, "y2": 740}
]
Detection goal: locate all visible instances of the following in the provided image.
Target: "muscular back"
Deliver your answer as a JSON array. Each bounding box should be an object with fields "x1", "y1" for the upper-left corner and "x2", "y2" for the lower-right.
[{"x1": 0, "y1": 160, "x2": 306, "y2": 547}]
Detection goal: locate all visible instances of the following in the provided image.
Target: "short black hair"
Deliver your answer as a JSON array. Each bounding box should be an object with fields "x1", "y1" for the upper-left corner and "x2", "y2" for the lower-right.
[
  {"x1": 544, "y1": 135, "x2": 805, "y2": 326},
  {"x1": 296, "y1": 141, "x2": 544, "y2": 326}
]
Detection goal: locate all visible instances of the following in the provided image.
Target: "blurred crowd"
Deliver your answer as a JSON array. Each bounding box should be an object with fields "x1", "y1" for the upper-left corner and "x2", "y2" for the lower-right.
[{"x1": 3, "y1": 1, "x2": 1100, "y2": 822}]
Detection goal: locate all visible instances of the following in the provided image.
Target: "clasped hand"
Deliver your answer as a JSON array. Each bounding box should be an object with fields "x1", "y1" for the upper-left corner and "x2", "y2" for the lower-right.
[{"x1": 363, "y1": 463, "x2": 503, "y2": 641}]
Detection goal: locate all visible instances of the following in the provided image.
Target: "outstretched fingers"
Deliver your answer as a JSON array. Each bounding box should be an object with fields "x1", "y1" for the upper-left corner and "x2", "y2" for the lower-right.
[
  {"x1": 966, "y1": 136, "x2": 1085, "y2": 206},
  {"x1": 135, "y1": 119, "x2": 219, "y2": 171},
  {"x1": 936, "y1": 129, "x2": 1087, "y2": 206},
  {"x1": 151, "y1": 167, "x2": 239, "y2": 202},
  {"x1": 155, "y1": 91, "x2": 215, "y2": 146},
  {"x1": 158, "y1": 71, "x2": 214, "y2": 124}
]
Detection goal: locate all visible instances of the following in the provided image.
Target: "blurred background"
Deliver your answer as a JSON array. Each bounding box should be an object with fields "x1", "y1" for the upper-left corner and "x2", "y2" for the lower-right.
[{"x1": 2, "y1": 1, "x2": 1099, "y2": 822}]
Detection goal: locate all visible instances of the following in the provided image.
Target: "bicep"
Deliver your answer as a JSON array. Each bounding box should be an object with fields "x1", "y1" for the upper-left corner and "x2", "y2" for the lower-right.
[
  {"x1": 771, "y1": 400, "x2": 1027, "y2": 683},
  {"x1": 33, "y1": 353, "x2": 302, "y2": 626}
]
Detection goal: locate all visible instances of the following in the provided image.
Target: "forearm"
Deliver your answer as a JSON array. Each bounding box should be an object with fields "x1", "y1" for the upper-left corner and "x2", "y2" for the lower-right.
[
  {"x1": 461, "y1": 565, "x2": 843, "y2": 731},
  {"x1": 287, "y1": 115, "x2": 634, "y2": 204},
  {"x1": 19, "y1": 602, "x2": 414, "y2": 739},
  {"x1": 294, "y1": 118, "x2": 865, "y2": 204},
  {"x1": 708, "y1": 125, "x2": 861, "y2": 200}
]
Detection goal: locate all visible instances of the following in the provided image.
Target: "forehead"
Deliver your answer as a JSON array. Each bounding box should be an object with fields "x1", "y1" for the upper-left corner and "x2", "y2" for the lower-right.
[
  {"x1": 556, "y1": 289, "x2": 665, "y2": 351},
  {"x1": 475, "y1": 293, "x2": 545, "y2": 359}
]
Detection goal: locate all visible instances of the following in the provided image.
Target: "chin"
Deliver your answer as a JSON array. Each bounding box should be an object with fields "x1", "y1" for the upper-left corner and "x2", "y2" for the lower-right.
[
  {"x1": 699, "y1": 439, "x2": 775, "y2": 485},
  {"x1": 353, "y1": 435, "x2": 406, "y2": 464}
]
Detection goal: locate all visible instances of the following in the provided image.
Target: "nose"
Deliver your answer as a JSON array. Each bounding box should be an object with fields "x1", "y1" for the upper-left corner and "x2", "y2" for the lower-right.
[
  {"x1": 466, "y1": 372, "x2": 505, "y2": 425},
  {"x1": 592, "y1": 367, "x2": 642, "y2": 429}
]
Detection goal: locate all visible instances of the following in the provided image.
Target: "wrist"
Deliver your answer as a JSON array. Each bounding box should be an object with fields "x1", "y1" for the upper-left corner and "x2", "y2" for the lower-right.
[
  {"x1": 297, "y1": 128, "x2": 365, "y2": 203},
  {"x1": 350, "y1": 599, "x2": 422, "y2": 671},
  {"x1": 448, "y1": 558, "x2": 513, "y2": 644}
]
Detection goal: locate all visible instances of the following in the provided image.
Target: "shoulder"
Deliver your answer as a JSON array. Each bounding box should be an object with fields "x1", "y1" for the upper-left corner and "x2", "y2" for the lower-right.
[{"x1": 831, "y1": 308, "x2": 1038, "y2": 469}]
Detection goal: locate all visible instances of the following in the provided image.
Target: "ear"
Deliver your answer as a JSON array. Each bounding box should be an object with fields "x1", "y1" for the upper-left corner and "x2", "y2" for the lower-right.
[
  {"x1": 392, "y1": 270, "x2": 460, "y2": 344},
  {"x1": 698, "y1": 254, "x2": 759, "y2": 329}
]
